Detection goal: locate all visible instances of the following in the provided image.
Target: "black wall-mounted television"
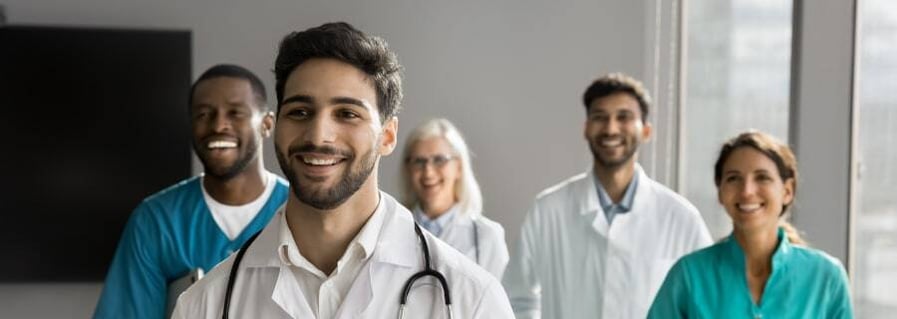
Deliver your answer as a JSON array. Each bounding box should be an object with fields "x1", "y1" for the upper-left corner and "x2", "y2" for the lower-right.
[{"x1": 0, "y1": 26, "x2": 192, "y2": 281}]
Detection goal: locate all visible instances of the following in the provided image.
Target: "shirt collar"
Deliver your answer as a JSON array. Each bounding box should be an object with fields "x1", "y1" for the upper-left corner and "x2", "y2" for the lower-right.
[
  {"x1": 276, "y1": 214, "x2": 316, "y2": 273},
  {"x1": 725, "y1": 227, "x2": 792, "y2": 272},
  {"x1": 275, "y1": 196, "x2": 386, "y2": 273},
  {"x1": 593, "y1": 167, "x2": 640, "y2": 213},
  {"x1": 241, "y1": 192, "x2": 420, "y2": 270},
  {"x1": 770, "y1": 227, "x2": 792, "y2": 268},
  {"x1": 354, "y1": 196, "x2": 386, "y2": 258},
  {"x1": 412, "y1": 203, "x2": 458, "y2": 236}
]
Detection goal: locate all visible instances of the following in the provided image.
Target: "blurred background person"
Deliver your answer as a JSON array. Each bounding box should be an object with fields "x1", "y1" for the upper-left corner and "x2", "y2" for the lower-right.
[
  {"x1": 502, "y1": 73, "x2": 711, "y2": 319},
  {"x1": 94, "y1": 64, "x2": 289, "y2": 319},
  {"x1": 400, "y1": 118, "x2": 509, "y2": 278},
  {"x1": 648, "y1": 131, "x2": 853, "y2": 318}
]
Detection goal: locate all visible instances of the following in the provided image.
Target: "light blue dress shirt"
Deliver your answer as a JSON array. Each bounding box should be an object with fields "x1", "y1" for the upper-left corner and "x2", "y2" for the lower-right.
[
  {"x1": 647, "y1": 227, "x2": 853, "y2": 319},
  {"x1": 593, "y1": 170, "x2": 639, "y2": 225},
  {"x1": 413, "y1": 204, "x2": 459, "y2": 237}
]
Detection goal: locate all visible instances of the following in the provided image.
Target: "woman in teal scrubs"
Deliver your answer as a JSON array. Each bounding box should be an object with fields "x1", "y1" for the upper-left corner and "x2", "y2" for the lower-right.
[{"x1": 647, "y1": 131, "x2": 853, "y2": 318}]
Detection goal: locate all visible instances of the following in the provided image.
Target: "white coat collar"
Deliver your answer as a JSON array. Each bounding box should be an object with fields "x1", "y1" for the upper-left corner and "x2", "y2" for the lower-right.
[
  {"x1": 240, "y1": 192, "x2": 416, "y2": 269},
  {"x1": 335, "y1": 192, "x2": 437, "y2": 317},
  {"x1": 367, "y1": 192, "x2": 421, "y2": 268},
  {"x1": 582, "y1": 164, "x2": 652, "y2": 235},
  {"x1": 235, "y1": 192, "x2": 424, "y2": 318}
]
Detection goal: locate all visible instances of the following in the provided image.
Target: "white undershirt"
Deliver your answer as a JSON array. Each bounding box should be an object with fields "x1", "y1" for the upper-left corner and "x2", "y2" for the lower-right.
[{"x1": 202, "y1": 171, "x2": 277, "y2": 240}]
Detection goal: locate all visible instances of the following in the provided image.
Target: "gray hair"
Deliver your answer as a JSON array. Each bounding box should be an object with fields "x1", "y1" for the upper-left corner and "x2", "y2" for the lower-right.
[{"x1": 400, "y1": 118, "x2": 483, "y2": 218}]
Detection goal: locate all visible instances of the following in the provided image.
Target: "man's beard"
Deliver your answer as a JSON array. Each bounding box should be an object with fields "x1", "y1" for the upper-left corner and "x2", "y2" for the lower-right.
[
  {"x1": 589, "y1": 137, "x2": 639, "y2": 170},
  {"x1": 196, "y1": 139, "x2": 258, "y2": 181},
  {"x1": 276, "y1": 143, "x2": 378, "y2": 210}
]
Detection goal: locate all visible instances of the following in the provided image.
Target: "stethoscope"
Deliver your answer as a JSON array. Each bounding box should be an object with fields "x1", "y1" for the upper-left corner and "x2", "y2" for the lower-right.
[
  {"x1": 220, "y1": 223, "x2": 453, "y2": 319},
  {"x1": 472, "y1": 220, "x2": 480, "y2": 264}
]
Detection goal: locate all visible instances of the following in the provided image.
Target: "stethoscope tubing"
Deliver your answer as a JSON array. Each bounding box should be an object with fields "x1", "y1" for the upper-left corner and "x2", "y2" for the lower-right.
[
  {"x1": 472, "y1": 220, "x2": 480, "y2": 264},
  {"x1": 221, "y1": 231, "x2": 261, "y2": 319},
  {"x1": 402, "y1": 223, "x2": 452, "y2": 301},
  {"x1": 220, "y1": 222, "x2": 453, "y2": 319}
]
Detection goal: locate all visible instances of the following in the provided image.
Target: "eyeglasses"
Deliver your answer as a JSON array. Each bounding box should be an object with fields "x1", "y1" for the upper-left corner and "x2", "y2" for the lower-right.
[{"x1": 406, "y1": 154, "x2": 456, "y2": 170}]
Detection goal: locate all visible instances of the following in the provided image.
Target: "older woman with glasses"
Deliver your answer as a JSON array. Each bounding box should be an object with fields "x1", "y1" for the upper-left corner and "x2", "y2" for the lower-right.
[{"x1": 400, "y1": 118, "x2": 509, "y2": 278}]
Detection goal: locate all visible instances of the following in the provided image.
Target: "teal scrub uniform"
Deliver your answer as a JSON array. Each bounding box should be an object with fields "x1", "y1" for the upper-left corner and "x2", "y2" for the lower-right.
[
  {"x1": 93, "y1": 176, "x2": 289, "y2": 319},
  {"x1": 648, "y1": 227, "x2": 853, "y2": 319}
]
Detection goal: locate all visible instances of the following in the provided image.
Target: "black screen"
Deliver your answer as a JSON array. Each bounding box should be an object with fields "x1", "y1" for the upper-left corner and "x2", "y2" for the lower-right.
[{"x1": 0, "y1": 26, "x2": 192, "y2": 281}]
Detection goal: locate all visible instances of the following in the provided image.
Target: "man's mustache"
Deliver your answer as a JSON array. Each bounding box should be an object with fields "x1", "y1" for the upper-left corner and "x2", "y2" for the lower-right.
[{"x1": 288, "y1": 143, "x2": 353, "y2": 158}]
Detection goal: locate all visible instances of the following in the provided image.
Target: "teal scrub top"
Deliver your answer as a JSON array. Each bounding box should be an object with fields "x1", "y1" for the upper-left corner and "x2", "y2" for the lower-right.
[
  {"x1": 647, "y1": 227, "x2": 853, "y2": 319},
  {"x1": 93, "y1": 176, "x2": 289, "y2": 319}
]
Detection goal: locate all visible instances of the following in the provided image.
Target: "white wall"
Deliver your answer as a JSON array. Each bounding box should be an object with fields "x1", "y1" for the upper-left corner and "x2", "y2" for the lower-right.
[{"x1": 1, "y1": 0, "x2": 651, "y2": 317}]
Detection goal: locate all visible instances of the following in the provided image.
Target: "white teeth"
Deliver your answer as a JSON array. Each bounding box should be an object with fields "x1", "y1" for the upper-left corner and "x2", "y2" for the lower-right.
[
  {"x1": 302, "y1": 157, "x2": 339, "y2": 166},
  {"x1": 601, "y1": 139, "x2": 622, "y2": 147},
  {"x1": 738, "y1": 203, "x2": 762, "y2": 212},
  {"x1": 208, "y1": 141, "x2": 237, "y2": 149}
]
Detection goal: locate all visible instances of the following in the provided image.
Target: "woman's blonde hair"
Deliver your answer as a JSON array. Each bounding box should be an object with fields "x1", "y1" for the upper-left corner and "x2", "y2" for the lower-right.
[
  {"x1": 400, "y1": 118, "x2": 483, "y2": 218},
  {"x1": 714, "y1": 130, "x2": 806, "y2": 245}
]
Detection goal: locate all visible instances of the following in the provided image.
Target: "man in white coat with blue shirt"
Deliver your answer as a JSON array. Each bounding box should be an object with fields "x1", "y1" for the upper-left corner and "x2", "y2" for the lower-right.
[
  {"x1": 502, "y1": 73, "x2": 712, "y2": 319},
  {"x1": 173, "y1": 22, "x2": 514, "y2": 319}
]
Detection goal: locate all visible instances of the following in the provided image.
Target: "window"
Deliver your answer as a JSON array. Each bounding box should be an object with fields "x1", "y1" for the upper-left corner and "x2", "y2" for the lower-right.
[
  {"x1": 852, "y1": 0, "x2": 897, "y2": 316},
  {"x1": 682, "y1": 0, "x2": 793, "y2": 238}
]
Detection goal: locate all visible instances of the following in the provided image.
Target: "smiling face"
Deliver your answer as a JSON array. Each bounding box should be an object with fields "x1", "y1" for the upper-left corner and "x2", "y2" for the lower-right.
[
  {"x1": 406, "y1": 137, "x2": 461, "y2": 214},
  {"x1": 274, "y1": 58, "x2": 396, "y2": 210},
  {"x1": 718, "y1": 147, "x2": 795, "y2": 236},
  {"x1": 190, "y1": 77, "x2": 273, "y2": 180},
  {"x1": 584, "y1": 92, "x2": 652, "y2": 170}
]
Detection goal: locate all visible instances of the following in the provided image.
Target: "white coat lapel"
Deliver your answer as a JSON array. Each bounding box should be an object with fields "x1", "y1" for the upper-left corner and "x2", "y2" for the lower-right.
[
  {"x1": 237, "y1": 210, "x2": 314, "y2": 318},
  {"x1": 333, "y1": 261, "x2": 374, "y2": 318},
  {"x1": 438, "y1": 212, "x2": 475, "y2": 257},
  {"x1": 628, "y1": 165, "x2": 653, "y2": 219},
  {"x1": 334, "y1": 193, "x2": 419, "y2": 318},
  {"x1": 271, "y1": 264, "x2": 314, "y2": 318},
  {"x1": 582, "y1": 168, "x2": 609, "y2": 236}
]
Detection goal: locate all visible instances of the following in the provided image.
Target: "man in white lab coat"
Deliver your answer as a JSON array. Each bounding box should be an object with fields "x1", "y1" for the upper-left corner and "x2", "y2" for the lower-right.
[
  {"x1": 172, "y1": 22, "x2": 514, "y2": 319},
  {"x1": 502, "y1": 73, "x2": 713, "y2": 318}
]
